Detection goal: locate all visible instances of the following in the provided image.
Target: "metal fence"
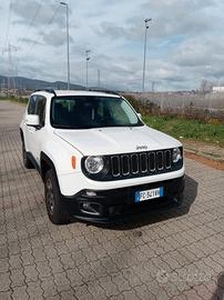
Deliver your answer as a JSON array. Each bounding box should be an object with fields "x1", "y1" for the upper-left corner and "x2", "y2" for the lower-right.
[{"x1": 124, "y1": 92, "x2": 224, "y2": 121}]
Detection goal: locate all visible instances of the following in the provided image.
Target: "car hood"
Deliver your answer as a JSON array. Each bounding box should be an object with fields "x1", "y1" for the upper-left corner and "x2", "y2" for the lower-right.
[{"x1": 54, "y1": 125, "x2": 182, "y2": 156}]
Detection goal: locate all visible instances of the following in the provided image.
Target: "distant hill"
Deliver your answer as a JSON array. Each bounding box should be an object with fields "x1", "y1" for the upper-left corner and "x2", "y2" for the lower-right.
[{"x1": 0, "y1": 75, "x2": 85, "y2": 91}]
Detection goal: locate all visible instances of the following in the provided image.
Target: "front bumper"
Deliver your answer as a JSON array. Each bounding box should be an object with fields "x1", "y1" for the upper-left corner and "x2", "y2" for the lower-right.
[{"x1": 62, "y1": 176, "x2": 185, "y2": 223}]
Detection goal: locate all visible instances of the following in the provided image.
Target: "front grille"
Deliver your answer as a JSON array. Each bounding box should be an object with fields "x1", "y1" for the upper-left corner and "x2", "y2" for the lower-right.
[
  {"x1": 81, "y1": 147, "x2": 183, "y2": 181},
  {"x1": 111, "y1": 149, "x2": 172, "y2": 178}
]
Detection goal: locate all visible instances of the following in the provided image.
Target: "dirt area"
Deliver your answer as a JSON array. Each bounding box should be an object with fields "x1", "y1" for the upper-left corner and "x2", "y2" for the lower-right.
[{"x1": 183, "y1": 140, "x2": 224, "y2": 170}]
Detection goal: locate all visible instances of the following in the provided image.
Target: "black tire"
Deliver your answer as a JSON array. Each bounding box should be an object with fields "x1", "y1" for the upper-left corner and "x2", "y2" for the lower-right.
[
  {"x1": 44, "y1": 169, "x2": 68, "y2": 225},
  {"x1": 22, "y1": 141, "x2": 33, "y2": 169}
]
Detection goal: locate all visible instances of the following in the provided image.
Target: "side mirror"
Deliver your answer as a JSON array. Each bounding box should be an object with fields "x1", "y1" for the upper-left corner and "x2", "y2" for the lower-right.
[
  {"x1": 26, "y1": 114, "x2": 40, "y2": 127},
  {"x1": 137, "y1": 113, "x2": 142, "y2": 120}
]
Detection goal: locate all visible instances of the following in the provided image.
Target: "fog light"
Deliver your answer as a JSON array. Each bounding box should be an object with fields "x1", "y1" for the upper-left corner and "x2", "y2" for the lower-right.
[
  {"x1": 80, "y1": 201, "x2": 101, "y2": 216},
  {"x1": 82, "y1": 202, "x2": 91, "y2": 209}
]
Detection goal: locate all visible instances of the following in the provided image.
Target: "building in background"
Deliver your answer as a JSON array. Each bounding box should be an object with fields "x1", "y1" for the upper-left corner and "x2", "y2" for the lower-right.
[{"x1": 213, "y1": 86, "x2": 224, "y2": 93}]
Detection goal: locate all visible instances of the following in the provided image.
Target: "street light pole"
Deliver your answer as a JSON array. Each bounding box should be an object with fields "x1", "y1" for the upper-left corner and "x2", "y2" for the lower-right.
[
  {"x1": 97, "y1": 69, "x2": 101, "y2": 88},
  {"x1": 60, "y1": 1, "x2": 70, "y2": 90},
  {"x1": 142, "y1": 18, "x2": 152, "y2": 93},
  {"x1": 86, "y1": 50, "x2": 90, "y2": 89}
]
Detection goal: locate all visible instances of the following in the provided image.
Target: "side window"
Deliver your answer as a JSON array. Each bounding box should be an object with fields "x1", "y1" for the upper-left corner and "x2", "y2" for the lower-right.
[
  {"x1": 35, "y1": 96, "x2": 46, "y2": 128},
  {"x1": 27, "y1": 96, "x2": 37, "y2": 114}
]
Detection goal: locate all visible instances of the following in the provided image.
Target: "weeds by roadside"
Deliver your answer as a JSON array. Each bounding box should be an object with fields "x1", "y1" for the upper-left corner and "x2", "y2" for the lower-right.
[
  {"x1": 0, "y1": 96, "x2": 28, "y2": 103},
  {"x1": 143, "y1": 115, "x2": 224, "y2": 147},
  {"x1": 124, "y1": 93, "x2": 224, "y2": 147}
]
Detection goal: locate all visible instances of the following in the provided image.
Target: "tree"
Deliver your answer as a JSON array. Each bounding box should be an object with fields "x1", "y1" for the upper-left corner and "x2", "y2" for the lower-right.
[{"x1": 200, "y1": 79, "x2": 213, "y2": 93}]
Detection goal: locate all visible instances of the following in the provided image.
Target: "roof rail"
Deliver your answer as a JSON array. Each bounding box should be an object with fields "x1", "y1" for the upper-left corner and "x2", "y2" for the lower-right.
[
  {"x1": 88, "y1": 88, "x2": 121, "y2": 96},
  {"x1": 34, "y1": 88, "x2": 57, "y2": 97}
]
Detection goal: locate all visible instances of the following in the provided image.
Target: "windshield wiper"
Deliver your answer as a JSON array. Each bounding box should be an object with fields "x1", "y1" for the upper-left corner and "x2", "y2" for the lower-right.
[
  {"x1": 52, "y1": 124, "x2": 74, "y2": 129},
  {"x1": 53, "y1": 123, "x2": 144, "y2": 129}
]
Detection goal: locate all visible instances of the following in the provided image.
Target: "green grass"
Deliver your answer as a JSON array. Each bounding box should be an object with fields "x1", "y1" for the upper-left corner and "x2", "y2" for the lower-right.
[
  {"x1": 0, "y1": 96, "x2": 28, "y2": 103},
  {"x1": 143, "y1": 115, "x2": 224, "y2": 147},
  {"x1": 13, "y1": 97, "x2": 28, "y2": 104}
]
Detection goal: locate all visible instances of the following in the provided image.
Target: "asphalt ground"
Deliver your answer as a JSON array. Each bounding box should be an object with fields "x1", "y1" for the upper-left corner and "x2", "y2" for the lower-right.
[{"x1": 0, "y1": 100, "x2": 224, "y2": 300}]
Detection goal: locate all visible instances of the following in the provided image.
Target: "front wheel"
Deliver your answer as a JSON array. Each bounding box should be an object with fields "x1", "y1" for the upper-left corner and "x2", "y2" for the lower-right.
[{"x1": 44, "y1": 169, "x2": 68, "y2": 224}]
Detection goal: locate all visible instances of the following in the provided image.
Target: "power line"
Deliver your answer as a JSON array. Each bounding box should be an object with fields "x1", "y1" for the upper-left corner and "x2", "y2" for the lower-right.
[
  {"x1": 23, "y1": 5, "x2": 61, "y2": 57},
  {"x1": 16, "y1": 2, "x2": 43, "y2": 49},
  {"x1": 2, "y1": 44, "x2": 18, "y2": 96},
  {"x1": 4, "y1": 0, "x2": 12, "y2": 49}
]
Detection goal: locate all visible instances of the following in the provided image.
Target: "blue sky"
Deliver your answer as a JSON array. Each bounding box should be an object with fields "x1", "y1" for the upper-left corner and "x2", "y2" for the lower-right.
[{"x1": 0, "y1": 0, "x2": 223, "y2": 91}]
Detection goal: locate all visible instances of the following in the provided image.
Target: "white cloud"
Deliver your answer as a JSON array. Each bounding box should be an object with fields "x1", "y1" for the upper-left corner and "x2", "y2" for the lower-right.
[{"x1": 0, "y1": 0, "x2": 223, "y2": 91}]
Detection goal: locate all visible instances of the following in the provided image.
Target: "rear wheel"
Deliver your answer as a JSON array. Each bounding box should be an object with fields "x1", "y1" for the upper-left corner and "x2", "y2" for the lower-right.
[{"x1": 44, "y1": 169, "x2": 68, "y2": 224}]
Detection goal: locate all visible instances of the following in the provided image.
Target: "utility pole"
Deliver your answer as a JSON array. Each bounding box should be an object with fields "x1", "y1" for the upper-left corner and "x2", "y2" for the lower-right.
[
  {"x1": 60, "y1": 1, "x2": 70, "y2": 90},
  {"x1": 151, "y1": 80, "x2": 161, "y2": 92},
  {"x1": 86, "y1": 50, "x2": 91, "y2": 89},
  {"x1": 2, "y1": 43, "x2": 18, "y2": 97},
  {"x1": 97, "y1": 69, "x2": 101, "y2": 88},
  {"x1": 142, "y1": 18, "x2": 152, "y2": 93}
]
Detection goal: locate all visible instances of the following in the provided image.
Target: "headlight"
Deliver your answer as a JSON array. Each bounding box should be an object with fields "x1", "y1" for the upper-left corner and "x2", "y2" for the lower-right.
[
  {"x1": 172, "y1": 147, "x2": 182, "y2": 163},
  {"x1": 84, "y1": 156, "x2": 104, "y2": 174}
]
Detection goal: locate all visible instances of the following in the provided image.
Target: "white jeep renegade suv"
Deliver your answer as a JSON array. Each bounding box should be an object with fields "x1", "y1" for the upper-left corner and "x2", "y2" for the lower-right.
[{"x1": 20, "y1": 89, "x2": 185, "y2": 224}]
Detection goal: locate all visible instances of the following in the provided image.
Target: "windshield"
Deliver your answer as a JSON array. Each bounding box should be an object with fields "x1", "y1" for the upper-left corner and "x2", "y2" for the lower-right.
[{"x1": 50, "y1": 96, "x2": 143, "y2": 129}]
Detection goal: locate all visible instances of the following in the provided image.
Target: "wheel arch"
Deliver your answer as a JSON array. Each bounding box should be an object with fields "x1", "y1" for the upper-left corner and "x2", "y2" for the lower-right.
[
  {"x1": 20, "y1": 128, "x2": 24, "y2": 142},
  {"x1": 40, "y1": 152, "x2": 58, "y2": 182},
  {"x1": 42, "y1": 154, "x2": 69, "y2": 224}
]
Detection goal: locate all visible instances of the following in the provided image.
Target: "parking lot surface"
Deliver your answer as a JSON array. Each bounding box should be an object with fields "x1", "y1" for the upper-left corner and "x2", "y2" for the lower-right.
[{"x1": 0, "y1": 100, "x2": 224, "y2": 300}]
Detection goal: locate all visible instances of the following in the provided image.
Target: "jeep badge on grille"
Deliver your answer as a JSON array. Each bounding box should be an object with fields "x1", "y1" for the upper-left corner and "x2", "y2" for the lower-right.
[{"x1": 136, "y1": 145, "x2": 148, "y2": 151}]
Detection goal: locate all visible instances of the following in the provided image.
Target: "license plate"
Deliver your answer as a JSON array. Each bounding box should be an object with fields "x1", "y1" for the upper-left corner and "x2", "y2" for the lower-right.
[{"x1": 135, "y1": 187, "x2": 164, "y2": 203}]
